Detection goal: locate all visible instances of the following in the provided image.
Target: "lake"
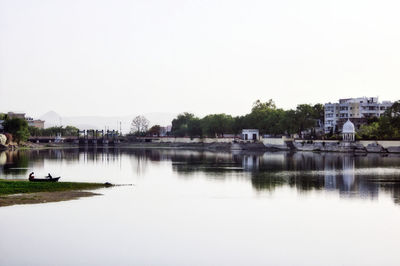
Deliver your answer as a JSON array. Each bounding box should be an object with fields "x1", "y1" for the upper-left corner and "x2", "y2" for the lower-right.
[{"x1": 1, "y1": 148, "x2": 400, "y2": 265}]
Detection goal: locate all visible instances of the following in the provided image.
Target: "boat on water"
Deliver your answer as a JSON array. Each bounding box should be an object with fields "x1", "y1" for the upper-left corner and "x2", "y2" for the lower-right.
[{"x1": 29, "y1": 177, "x2": 61, "y2": 182}]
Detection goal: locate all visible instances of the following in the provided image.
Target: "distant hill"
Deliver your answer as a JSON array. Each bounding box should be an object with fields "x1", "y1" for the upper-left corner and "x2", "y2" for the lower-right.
[
  {"x1": 40, "y1": 111, "x2": 62, "y2": 127},
  {"x1": 40, "y1": 111, "x2": 176, "y2": 133}
]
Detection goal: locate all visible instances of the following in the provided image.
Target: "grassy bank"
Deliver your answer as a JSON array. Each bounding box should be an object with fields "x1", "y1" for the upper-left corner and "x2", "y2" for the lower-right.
[{"x1": 0, "y1": 180, "x2": 107, "y2": 196}]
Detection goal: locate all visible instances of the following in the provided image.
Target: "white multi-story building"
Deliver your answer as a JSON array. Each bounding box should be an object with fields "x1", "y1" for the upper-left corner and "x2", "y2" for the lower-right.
[{"x1": 324, "y1": 97, "x2": 393, "y2": 133}]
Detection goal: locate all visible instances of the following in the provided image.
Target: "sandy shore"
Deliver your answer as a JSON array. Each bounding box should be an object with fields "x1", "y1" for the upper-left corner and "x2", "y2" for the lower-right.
[{"x1": 0, "y1": 190, "x2": 102, "y2": 207}]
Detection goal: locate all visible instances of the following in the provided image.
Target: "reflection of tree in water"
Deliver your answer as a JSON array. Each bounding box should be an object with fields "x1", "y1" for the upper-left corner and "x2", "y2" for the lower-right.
[
  {"x1": 170, "y1": 151, "x2": 245, "y2": 178},
  {"x1": 251, "y1": 153, "x2": 400, "y2": 202},
  {"x1": 166, "y1": 150, "x2": 400, "y2": 205},
  {"x1": 1, "y1": 150, "x2": 30, "y2": 176},
  {"x1": 2, "y1": 148, "x2": 400, "y2": 204}
]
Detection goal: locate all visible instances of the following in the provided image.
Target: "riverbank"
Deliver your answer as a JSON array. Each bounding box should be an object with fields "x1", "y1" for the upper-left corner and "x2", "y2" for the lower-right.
[
  {"x1": 2, "y1": 138, "x2": 400, "y2": 154},
  {"x1": 0, "y1": 180, "x2": 110, "y2": 207}
]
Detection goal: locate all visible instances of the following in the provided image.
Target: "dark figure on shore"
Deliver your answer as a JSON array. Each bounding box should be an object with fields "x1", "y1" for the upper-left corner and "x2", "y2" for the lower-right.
[
  {"x1": 46, "y1": 173, "x2": 53, "y2": 179},
  {"x1": 29, "y1": 172, "x2": 35, "y2": 181}
]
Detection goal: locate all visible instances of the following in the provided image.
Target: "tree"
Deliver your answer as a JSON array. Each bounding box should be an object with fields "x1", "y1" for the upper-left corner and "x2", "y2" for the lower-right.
[
  {"x1": 232, "y1": 116, "x2": 247, "y2": 135},
  {"x1": 312, "y1": 104, "x2": 324, "y2": 125},
  {"x1": 3, "y1": 118, "x2": 30, "y2": 143},
  {"x1": 281, "y1": 109, "x2": 298, "y2": 135},
  {"x1": 201, "y1": 114, "x2": 233, "y2": 137},
  {"x1": 295, "y1": 104, "x2": 318, "y2": 136},
  {"x1": 148, "y1": 125, "x2": 161, "y2": 136},
  {"x1": 171, "y1": 113, "x2": 196, "y2": 137},
  {"x1": 130, "y1": 115, "x2": 149, "y2": 136},
  {"x1": 358, "y1": 122, "x2": 380, "y2": 139},
  {"x1": 63, "y1": 126, "x2": 79, "y2": 136},
  {"x1": 251, "y1": 99, "x2": 276, "y2": 112},
  {"x1": 187, "y1": 118, "x2": 203, "y2": 138},
  {"x1": 385, "y1": 101, "x2": 400, "y2": 130}
]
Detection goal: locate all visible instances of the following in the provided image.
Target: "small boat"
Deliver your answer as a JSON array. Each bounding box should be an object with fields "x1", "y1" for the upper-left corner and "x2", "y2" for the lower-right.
[{"x1": 29, "y1": 177, "x2": 61, "y2": 182}]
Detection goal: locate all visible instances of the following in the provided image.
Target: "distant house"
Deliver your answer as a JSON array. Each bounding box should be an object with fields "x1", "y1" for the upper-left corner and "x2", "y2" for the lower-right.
[
  {"x1": 26, "y1": 117, "x2": 45, "y2": 129},
  {"x1": 7, "y1": 112, "x2": 26, "y2": 119},
  {"x1": 242, "y1": 129, "x2": 259, "y2": 141},
  {"x1": 324, "y1": 97, "x2": 393, "y2": 133}
]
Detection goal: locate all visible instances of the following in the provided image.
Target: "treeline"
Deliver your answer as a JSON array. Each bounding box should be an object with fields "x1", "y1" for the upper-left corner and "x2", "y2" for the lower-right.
[
  {"x1": 28, "y1": 126, "x2": 79, "y2": 137},
  {"x1": 358, "y1": 101, "x2": 400, "y2": 139},
  {"x1": 170, "y1": 99, "x2": 324, "y2": 138}
]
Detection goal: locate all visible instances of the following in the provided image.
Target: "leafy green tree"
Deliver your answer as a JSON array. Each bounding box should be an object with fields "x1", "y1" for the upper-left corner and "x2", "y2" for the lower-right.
[
  {"x1": 187, "y1": 118, "x2": 203, "y2": 138},
  {"x1": 385, "y1": 101, "x2": 400, "y2": 130},
  {"x1": 246, "y1": 99, "x2": 279, "y2": 134},
  {"x1": 28, "y1": 126, "x2": 41, "y2": 136},
  {"x1": 171, "y1": 113, "x2": 196, "y2": 137},
  {"x1": 148, "y1": 125, "x2": 161, "y2": 136},
  {"x1": 312, "y1": 104, "x2": 324, "y2": 124},
  {"x1": 232, "y1": 116, "x2": 248, "y2": 135},
  {"x1": 295, "y1": 104, "x2": 315, "y2": 134},
  {"x1": 358, "y1": 122, "x2": 380, "y2": 139},
  {"x1": 281, "y1": 110, "x2": 298, "y2": 135},
  {"x1": 63, "y1": 126, "x2": 79, "y2": 136},
  {"x1": 3, "y1": 118, "x2": 30, "y2": 143},
  {"x1": 251, "y1": 99, "x2": 276, "y2": 112},
  {"x1": 201, "y1": 114, "x2": 233, "y2": 137}
]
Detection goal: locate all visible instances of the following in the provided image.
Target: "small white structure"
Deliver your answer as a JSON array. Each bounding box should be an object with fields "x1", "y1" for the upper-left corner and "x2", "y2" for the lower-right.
[
  {"x1": 242, "y1": 129, "x2": 259, "y2": 141},
  {"x1": 54, "y1": 133, "x2": 64, "y2": 143},
  {"x1": 0, "y1": 134, "x2": 6, "y2": 145},
  {"x1": 342, "y1": 119, "x2": 355, "y2": 142}
]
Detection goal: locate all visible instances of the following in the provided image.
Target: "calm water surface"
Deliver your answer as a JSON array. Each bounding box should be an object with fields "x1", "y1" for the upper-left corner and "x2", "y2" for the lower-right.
[{"x1": 1, "y1": 148, "x2": 400, "y2": 266}]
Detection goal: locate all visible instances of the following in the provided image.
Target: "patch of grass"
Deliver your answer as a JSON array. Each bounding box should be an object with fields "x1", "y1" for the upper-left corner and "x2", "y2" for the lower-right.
[{"x1": 0, "y1": 180, "x2": 107, "y2": 196}]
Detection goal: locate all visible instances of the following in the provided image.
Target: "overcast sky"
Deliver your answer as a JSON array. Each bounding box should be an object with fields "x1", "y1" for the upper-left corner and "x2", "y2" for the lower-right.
[{"x1": 1, "y1": 0, "x2": 400, "y2": 118}]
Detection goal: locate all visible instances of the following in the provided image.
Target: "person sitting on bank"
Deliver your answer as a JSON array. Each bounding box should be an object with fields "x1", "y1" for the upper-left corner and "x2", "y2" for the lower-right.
[
  {"x1": 29, "y1": 172, "x2": 35, "y2": 181},
  {"x1": 46, "y1": 173, "x2": 53, "y2": 179}
]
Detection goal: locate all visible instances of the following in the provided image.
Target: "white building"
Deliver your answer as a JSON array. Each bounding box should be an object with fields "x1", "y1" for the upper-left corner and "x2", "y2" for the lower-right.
[
  {"x1": 342, "y1": 120, "x2": 355, "y2": 142},
  {"x1": 242, "y1": 129, "x2": 259, "y2": 141},
  {"x1": 324, "y1": 97, "x2": 393, "y2": 133}
]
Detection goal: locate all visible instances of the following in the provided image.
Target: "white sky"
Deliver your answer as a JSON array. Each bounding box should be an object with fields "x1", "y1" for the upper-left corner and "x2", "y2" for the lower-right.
[{"x1": 1, "y1": 0, "x2": 400, "y2": 118}]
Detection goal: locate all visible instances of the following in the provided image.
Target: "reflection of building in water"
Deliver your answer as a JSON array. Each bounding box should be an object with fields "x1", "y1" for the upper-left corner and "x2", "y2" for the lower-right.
[
  {"x1": 342, "y1": 155, "x2": 355, "y2": 191},
  {"x1": 323, "y1": 154, "x2": 379, "y2": 199},
  {"x1": 242, "y1": 155, "x2": 259, "y2": 171},
  {"x1": 324, "y1": 156, "x2": 337, "y2": 191},
  {"x1": 252, "y1": 152, "x2": 381, "y2": 200}
]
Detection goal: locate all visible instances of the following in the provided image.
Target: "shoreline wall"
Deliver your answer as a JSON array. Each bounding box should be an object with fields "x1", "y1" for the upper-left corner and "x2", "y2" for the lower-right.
[
  {"x1": 151, "y1": 137, "x2": 235, "y2": 143},
  {"x1": 147, "y1": 137, "x2": 400, "y2": 153}
]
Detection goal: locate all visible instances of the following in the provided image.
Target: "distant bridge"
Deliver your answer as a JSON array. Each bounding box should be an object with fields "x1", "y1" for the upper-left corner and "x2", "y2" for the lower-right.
[{"x1": 29, "y1": 129, "x2": 121, "y2": 145}]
